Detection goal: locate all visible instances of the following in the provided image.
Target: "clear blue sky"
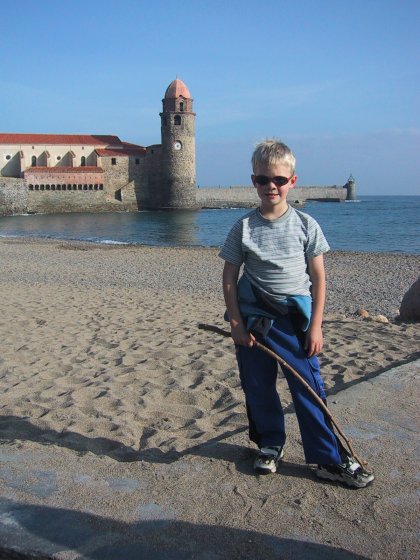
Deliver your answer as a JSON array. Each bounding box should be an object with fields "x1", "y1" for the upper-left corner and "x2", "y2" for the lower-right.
[{"x1": 1, "y1": 0, "x2": 418, "y2": 194}]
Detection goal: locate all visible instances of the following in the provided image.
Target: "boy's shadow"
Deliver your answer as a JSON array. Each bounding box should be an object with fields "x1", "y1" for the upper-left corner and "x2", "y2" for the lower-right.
[
  {"x1": 0, "y1": 415, "x2": 166, "y2": 463},
  {"x1": 0, "y1": 415, "x2": 315, "y2": 482},
  {"x1": 0, "y1": 415, "x2": 250, "y2": 466}
]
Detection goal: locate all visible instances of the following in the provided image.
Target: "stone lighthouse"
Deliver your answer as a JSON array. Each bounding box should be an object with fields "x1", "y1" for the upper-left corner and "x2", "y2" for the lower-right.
[
  {"x1": 159, "y1": 78, "x2": 197, "y2": 209},
  {"x1": 344, "y1": 174, "x2": 357, "y2": 201}
]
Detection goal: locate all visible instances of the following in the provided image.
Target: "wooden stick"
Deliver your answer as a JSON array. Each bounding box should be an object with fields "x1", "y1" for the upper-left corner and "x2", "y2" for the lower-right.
[{"x1": 198, "y1": 323, "x2": 367, "y2": 468}]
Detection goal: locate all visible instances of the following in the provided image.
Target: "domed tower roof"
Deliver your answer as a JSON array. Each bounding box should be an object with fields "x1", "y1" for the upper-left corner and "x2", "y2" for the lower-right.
[{"x1": 164, "y1": 78, "x2": 192, "y2": 99}]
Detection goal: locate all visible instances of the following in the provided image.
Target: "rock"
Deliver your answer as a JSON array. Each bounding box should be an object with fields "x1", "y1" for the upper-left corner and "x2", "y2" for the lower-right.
[
  {"x1": 372, "y1": 315, "x2": 389, "y2": 324},
  {"x1": 399, "y1": 277, "x2": 420, "y2": 322},
  {"x1": 356, "y1": 308, "x2": 369, "y2": 318}
]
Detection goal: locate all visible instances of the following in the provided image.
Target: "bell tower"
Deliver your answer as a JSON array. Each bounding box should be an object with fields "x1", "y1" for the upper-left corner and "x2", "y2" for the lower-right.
[{"x1": 159, "y1": 78, "x2": 197, "y2": 209}]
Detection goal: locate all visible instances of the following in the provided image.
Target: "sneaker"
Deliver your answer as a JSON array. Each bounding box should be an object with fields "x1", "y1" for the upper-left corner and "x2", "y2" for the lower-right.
[
  {"x1": 254, "y1": 446, "x2": 284, "y2": 474},
  {"x1": 316, "y1": 454, "x2": 374, "y2": 488}
]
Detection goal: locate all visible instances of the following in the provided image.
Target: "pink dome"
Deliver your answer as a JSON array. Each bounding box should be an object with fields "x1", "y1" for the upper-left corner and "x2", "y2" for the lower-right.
[{"x1": 164, "y1": 78, "x2": 192, "y2": 99}]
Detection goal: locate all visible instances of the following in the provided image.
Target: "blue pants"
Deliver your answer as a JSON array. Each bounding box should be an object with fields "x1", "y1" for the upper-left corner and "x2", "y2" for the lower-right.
[{"x1": 236, "y1": 313, "x2": 342, "y2": 465}]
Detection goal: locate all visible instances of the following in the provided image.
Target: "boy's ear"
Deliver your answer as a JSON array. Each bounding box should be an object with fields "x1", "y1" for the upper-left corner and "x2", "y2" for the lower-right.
[
  {"x1": 290, "y1": 175, "x2": 297, "y2": 189},
  {"x1": 251, "y1": 174, "x2": 257, "y2": 188}
]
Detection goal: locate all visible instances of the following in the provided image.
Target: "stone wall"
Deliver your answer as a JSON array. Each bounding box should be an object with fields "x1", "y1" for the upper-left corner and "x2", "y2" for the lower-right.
[
  {"x1": 197, "y1": 187, "x2": 257, "y2": 208},
  {"x1": 291, "y1": 186, "x2": 348, "y2": 202},
  {"x1": 197, "y1": 185, "x2": 348, "y2": 208},
  {"x1": 25, "y1": 168, "x2": 104, "y2": 188},
  {"x1": 102, "y1": 157, "x2": 130, "y2": 196},
  {"x1": 134, "y1": 146, "x2": 163, "y2": 209},
  {"x1": 22, "y1": 158, "x2": 147, "y2": 213},
  {"x1": 0, "y1": 178, "x2": 27, "y2": 215},
  {"x1": 101, "y1": 156, "x2": 141, "y2": 207},
  {"x1": 27, "y1": 189, "x2": 108, "y2": 214},
  {"x1": 25, "y1": 168, "x2": 104, "y2": 213}
]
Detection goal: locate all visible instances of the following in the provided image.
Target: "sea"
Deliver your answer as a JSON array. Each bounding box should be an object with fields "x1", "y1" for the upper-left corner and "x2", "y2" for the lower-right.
[{"x1": 0, "y1": 196, "x2": 419, "y2": 255}]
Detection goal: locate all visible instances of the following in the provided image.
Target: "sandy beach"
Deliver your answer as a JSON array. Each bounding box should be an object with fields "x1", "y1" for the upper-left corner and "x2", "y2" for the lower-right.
[
  {"x1": 0, "y1": 238, "x2": 419, "y2": 559},
  {"x1": 0, "y1": 238, "x2": 418, "y2": 457}
]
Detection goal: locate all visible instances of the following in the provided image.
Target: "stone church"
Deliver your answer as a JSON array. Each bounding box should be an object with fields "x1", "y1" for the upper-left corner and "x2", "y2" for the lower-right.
[{"x1": 0, "y1": 78, "x2": 197, "y2": 214}]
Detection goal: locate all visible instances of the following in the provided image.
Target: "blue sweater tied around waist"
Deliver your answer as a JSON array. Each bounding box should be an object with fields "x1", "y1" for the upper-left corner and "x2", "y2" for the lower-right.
[{"x1": 225, "y1": 276, "x2": 312, "y2": 336}]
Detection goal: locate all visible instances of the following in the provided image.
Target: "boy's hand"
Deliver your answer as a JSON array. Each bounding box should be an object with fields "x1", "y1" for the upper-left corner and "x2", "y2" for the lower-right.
[
  {"x1": 231, "y1": 324, "x2": 255, "y2": 347},
  {"x1": 305, "y1": 324, "x2": 323, "y2": 357}
]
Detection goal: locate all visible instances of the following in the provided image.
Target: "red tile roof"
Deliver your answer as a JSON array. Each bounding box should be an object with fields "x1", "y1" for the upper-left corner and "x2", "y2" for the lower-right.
[
  {"x1": 121, "y1": 141, "x2": 146, "y2": 149},
  {"x1": 0, "y1": 133, "x2": 123, "y2": 146},
  {"x1": 25, "y1": 166, "x2": 104, "y2": 173}
]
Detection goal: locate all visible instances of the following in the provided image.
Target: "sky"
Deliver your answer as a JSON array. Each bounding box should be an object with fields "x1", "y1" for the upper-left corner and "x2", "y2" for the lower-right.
[{"x1": 1, "y1": 0, "x2": 419, "y2": 195}]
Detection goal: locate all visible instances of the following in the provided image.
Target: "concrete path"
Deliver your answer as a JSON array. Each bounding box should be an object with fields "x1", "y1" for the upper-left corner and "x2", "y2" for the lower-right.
[{"x1": 0, "y1": 360, "x2": 418, "y2": 560}]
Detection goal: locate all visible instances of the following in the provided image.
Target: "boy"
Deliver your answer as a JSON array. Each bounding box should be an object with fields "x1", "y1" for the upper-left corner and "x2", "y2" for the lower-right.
[{"x1": 219, "y1": 139, "x2": 373, "y2": 488}]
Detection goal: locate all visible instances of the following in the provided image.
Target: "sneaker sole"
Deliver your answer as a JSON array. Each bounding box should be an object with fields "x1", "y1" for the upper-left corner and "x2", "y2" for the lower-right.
[
  {"x1": 254, "y1": 449, "x2": 285, "y2": 475},
  {"x1": 254, "y1": 464, "x2": 277, "y2": 475},
  {"x1": 316, "y1": 469, "x2": 374, "y2": 488}
]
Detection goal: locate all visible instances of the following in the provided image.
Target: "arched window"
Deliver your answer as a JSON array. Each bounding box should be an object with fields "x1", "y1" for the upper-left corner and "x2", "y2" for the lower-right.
[
  {"x1": 179, "y1": 102, "x2": 184, "y2": 112},
  {"x1": 81, "y1": 156, "x2": 86, "y2": 167},
  {"x1": 31, "y1": 156, "x2": 37, "y2": 167},
  {"x1": 174, "y1": 115, "x2": 181, "y2": 125}
]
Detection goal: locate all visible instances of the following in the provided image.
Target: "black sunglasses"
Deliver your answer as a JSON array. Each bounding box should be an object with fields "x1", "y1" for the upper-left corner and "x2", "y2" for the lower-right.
[{"x1": 254, "y1": 175, "x2": 293, "y2": 187}]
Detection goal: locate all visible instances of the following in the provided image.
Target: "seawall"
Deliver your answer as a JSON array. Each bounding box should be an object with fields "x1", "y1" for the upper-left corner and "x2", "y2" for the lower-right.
[
  {"x1": 1, "y1": 182, "x2": 350, "y2": 216},
  {"x1": 197, "y1": 185, "x2": 348, "y2": 208},
  {"x1": 0, "y1": 178, "x2": 27, "y2": 215}
]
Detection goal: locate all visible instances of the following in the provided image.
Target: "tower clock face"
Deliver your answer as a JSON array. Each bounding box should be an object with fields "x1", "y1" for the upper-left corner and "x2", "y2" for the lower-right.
[{"x1": 174, "y1": 141, "x2": 182, "y2": 150}]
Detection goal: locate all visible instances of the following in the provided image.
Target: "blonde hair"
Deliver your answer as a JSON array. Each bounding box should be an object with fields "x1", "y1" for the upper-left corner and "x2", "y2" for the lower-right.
[{"x1": 251, "y1": 139, "x2": 296, "y2": 174}]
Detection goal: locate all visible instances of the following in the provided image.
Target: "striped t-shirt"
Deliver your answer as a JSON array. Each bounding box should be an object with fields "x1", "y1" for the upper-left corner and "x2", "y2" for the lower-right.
[{"x1": 219, "y1": 206, "x2": 330, "y2": 301}]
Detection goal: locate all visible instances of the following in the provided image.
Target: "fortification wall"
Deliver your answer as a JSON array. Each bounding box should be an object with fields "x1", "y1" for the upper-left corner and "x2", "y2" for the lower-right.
[
  {"x1": 25, "y1": 168, "x2": 104, "y2": 188},
  {"x1": 102, "y1": 158, "x2": 131, "y2": 195},
  {"x1": 27, "y1": 190, "x2": 108, "y2": 214},
  {"x1": 101, "y1": 156, "x2": 144, "y2": 209},
  {"x1": 21, "y1": 160, "x2": 146, "y2": 213},
  {"x1": 197, "y1": 186, "x2": 347, "y2": 208},
  {"x1": 295, "y1": 186, "x2": 347, "y2": 202},
  {"x1": 0, "y1": 178, "x2": 27, "y2": 215},
  {"x1": 134, "y1": 146, "x2": 162, "y2": 209}
]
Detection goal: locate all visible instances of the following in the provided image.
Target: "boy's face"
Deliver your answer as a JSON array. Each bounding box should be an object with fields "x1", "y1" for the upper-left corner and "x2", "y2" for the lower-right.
[{"x1": 251, "y1": 162, "x2": 297, "y2": 215}]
